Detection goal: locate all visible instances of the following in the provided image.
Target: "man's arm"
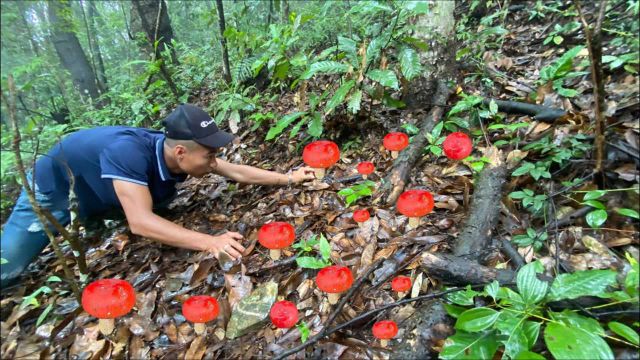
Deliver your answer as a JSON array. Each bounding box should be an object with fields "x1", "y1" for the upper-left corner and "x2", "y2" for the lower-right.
[
  {"x1": 212, "y1": 158, "x2": 316, "y2": 185},
  {"x1": 112, "y1": 180, "x2": 245, "y2": 259}
]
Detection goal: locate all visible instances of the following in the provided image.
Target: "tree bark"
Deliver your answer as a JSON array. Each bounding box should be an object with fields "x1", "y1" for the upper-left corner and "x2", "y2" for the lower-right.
[
  {"x1": 216, "y1": 0, "x2": 233, "y2": 84},
  {"x1": 130, "y1": 0, "x2": 179, "y2": 65},
  {"x1": 47, "y1": 0, "x2": 102, "y2": 103},
  {"x1": 87, "y1": 1, "x2": 108, "y2": 92},
  {"x1": 16, "y1": 1, "x2": 41, "y2": 57}
]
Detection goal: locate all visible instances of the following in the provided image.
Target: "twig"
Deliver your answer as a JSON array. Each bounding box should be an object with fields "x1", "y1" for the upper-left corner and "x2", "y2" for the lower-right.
[
  {"x1": 1, "y1": 76, "x2": 81, "y2": 301},
  {"x1": 574, "y1": 0, "x2": 607, "y2": 176},
  {"x1": 246, "y1": 256, "x2": 296, "y2": 275},
  {"x1": 500, "y1": 238, "x2": 525, "y2": 269},
  {"x1": 273, "y1": 258, "x2": 385, "y2": 360},
  {"x1": 543, "y1": 206, "x2": 591, "y2": 231}
]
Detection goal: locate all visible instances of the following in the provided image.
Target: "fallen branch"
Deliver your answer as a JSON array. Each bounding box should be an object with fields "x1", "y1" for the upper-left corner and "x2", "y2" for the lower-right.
[
  {"x1": 484, "y1": 99, "x2": 566, "y2": 122},
  {"x1": 422, "y1": 252, "x2": 515, "y2": 285},
  {"x1": 273, "y1": 257, "x2": 385, "y2": 360}
]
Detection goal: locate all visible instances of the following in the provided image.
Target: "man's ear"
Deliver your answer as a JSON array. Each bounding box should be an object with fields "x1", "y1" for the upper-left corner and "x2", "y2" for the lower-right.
[{"x1": 174, "y1": 145, "x2": 187, "y2": 157}]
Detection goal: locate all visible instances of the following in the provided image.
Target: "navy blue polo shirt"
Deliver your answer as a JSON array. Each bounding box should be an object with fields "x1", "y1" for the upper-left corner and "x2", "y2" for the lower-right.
[{"x1": 34, "y1": 126, "x2": 187, "y2": 218}]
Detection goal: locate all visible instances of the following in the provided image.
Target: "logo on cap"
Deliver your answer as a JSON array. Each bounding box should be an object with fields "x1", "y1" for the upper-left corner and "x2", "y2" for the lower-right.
[{"x1": 200, "y1": 119, "x2": 215, "y2": 128}]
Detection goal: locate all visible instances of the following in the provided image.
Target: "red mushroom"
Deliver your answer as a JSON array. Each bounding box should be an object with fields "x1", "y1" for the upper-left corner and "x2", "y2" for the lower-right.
[
  {"x1": 353, "y1": 209, "x2": 370, "y2": 229},
  {"x1": 357, "y1": 161, "x2": 375, "y2": 179},
  {"x1": 302, "y1": 140, "x2": 340, "y2": 179},
  {"x1": 269, "y1": 300, "x2": 299, "y2": 329},
  {"x1": 396, "y1": 190, "x2": 434, "y2": 230},
  {"x1": 182, "y1": 295, "x2": 220, "y2": 335},
  {"x1": 391, "y1": 276, "x2": 412, "y2": 299},
  {"x1": 372, "y1": 320, "x2": 398, "y2": 347},
  {"x1": 442, "y1": 132, "x2": 473, "y2": 160},
  {"x1": 316, "y1": 265, "x2": 353, "y2": 304},
  {"x1": 383, "y1": 132, "x2": 409, "y2": 159},
  {"x1": 81, "y1": 278, "x2": 136, "y2": 336},
  {"x1": 258, "y1": 222, "x2": 296, "y2": 260}
]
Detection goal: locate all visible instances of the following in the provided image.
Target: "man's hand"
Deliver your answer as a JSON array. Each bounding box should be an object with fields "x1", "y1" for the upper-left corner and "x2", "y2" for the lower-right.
[
  {"x1": 291, "y1": 166, "x2": 317, "y2": 183},
  {"x1": 207, "y1": 231, "x2": 246, "y2": 260}
]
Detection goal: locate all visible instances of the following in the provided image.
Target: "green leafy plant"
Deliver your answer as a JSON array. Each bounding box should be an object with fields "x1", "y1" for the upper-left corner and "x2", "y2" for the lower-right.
[
  {"x1": 424, "y1": 122, "x2": 446, "y2": 156},
  {"x1": 297, "y1": 321, "x2": 311, "y2": 342},
  {"x1": 511, "y1": 228, "x2": 549, "y2": 251},
  {"x1": 575, "y1": 188, "x2": 640, "y2": 228},
  {"x1": 440, "y1": 261, "x2": 640, "y2": 359},
  {"x1": 602, "y1": 53, "x2": 639, "y2": 74},
  {"x1": 510, "y1": 190, "x2": 548, "y2": 213},
  {"x1": 544, "y1": 21, "x2": 581, "y2": 45},
  {"x1": 293, "y1": 234, "x2": 332, "y2": 269},
  {"x1": 338, "y1": 180, "x2": 376, "y2": 207},
  {"x1": 538, "y1": 46, "x2": 588, "y2": 97},
  {"x1": 511, "y1": 161, "x2": 551, "y2": 181}
]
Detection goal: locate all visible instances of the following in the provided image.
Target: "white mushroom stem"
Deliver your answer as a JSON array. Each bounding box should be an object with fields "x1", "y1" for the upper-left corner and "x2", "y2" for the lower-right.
[
  {"x1": 98, "y1": 318, "x2": 115, "y2": 336},
  {"x1": 362, "y1": 174, "x2": 368, "y2": 180},
  {"x1": 327, "y1": 293, "x2": 341, "y2": 305},
  {"x1": 194, "y1": 323, "x2": 206, "y2": 335},
  {"x1": 380, "y1": 339, "x2": 389, "y2": 347},
  {"x1": 312, "y1": 167, "x2": 326, "y2": 179},
  {"x1": 269, "y1": 249, "x2": 282, "y2": 261},
  {"x1": 357, "y1": 222, "x2": 364, "y2": 230},
  {"x1": 397, "y1": 291, "x2": 407, "y2": 300},
  {"x1": 407, "y1": 217, "x2": 421, "y2": 230},
  {"x1": 391, "y1": 151, "x2": 399, "y2": 159}
]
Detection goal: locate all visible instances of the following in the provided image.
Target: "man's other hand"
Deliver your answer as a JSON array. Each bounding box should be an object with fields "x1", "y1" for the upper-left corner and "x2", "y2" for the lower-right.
[{"x1": 208, "y1": 231, "x2": 245, "y2": 260}]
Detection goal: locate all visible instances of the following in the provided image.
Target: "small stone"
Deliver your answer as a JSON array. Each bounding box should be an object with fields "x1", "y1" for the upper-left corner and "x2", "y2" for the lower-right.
[{"x1": 226, "y1": 281, "x2": 278, "y2": 339}]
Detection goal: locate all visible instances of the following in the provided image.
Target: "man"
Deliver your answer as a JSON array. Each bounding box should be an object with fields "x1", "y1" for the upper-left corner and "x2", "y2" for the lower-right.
[{"x1": 1, "y1": 104, "x2": 315, "y2": 288}]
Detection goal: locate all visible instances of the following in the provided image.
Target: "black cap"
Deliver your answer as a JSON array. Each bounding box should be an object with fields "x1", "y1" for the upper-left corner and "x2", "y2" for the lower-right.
[{"x1": 162, "y1": 104, "x2": 235, "y2": 148}]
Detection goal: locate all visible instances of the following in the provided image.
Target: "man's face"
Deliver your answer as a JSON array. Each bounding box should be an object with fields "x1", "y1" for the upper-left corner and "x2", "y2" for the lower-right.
[{"x1": 176, "y1": 143, "x2": 218, "y2": 178}]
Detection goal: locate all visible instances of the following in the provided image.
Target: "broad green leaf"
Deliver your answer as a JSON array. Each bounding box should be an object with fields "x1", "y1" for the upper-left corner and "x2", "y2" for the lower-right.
[
  {"x1": 347, "y1": 90, "x2": 362, "y2": 114},
  {"x1": 443, "y1": 303, "x2": 467, "y2": 318},
  {"x1": 544, "y1": 322, "x2": 613, "y2": 360},
  {"x1": 307, "y1": 113, "x2": 323, "y2": 137},
  {"x1": 608, "y1": 321, "x2": 639, "y2": 346},
  {"x1": 366, "y1": 37, "x2": 386, "y2": 66},
  {"x1": 47, "y1": 276, "x2": 62, "y2": 283},
  {"x1": 445, "y1": 286, "x2": 479, "y2": 306},
  {"x1": 583, "y1": 190, "x2": 606, "y2": 200},
  {"x1": 522, "y1": 321, "x2": 541, "y2": 348},
  {"x1": 616, "y1": 208, "x2": 640, "y2": 219},
  {"x1": 404, "y1": 1, "x2": 429, "y2": 14},
  {"x1": 289, "y1": 118, "x2": 306, "y2": 138},
  {"x1": 455, "y1": 307, "x2": 500, "y2": 332},
  {"x1": 338, "y1": 36, "x2": 358, "y2": 63},
  {"x1": 550, "y1": 310, "x2": 604, "y2": 336},
  {"x1": 266, "y1": 112, "x2": 306, "y2": 140},
  {"x1": 556, "y1": 87, "x2": 579, "y2": 97},
  {"x1": 586, "y1": 209, "x2": 608, "y2": 228},
  {"x1": 517, "y1": 261, "x2": 548, "y2": 306},
  {"x1": 448, "y1": 95, "x2": 483, "y2": 116},
  {"x1": 489, "y1": 100, "x2": 498, "y2": 114},
  {"x1": 325, "y1": 80, "x2": 355, "y2": 115},
  {"x1": 366, "y1": 69, "x2": 399, "y2": 90},
  {"x1": 495, "y1": 312, "x2": 529, "y2": 358},
  {"x1": 297, "y1": 322, "x2": 310, "y2": 342},
  {"x1": 337, "y1": 188, "x2": 355, "y2": 196},
  {"x1": 318, "y1": 234, "x2": 331, "y2": 261},
  {"x1": 582, "y1": 200, "x2": 606, "y2": 210},
  {"x1": 301, "y1": 61, "x2": 350, "y2": 79},
  {"x1": 496, "y1": 287, "x2": 526, "y2": 310},
  {"x1": 399, "y1": 47, "x2": 421, "y2": 80},
  {"x1": 547, "y1": 269, "x2": 617, "y2": 301},
  {"x1": 36, "y1": 303, "x2": 54, "y2": 327},
  {"x1": 624, "y1": 252, "x2": 639, "y2": 297},
  {"x1": 514, "y1": 351, "x2": 546, "y2": 360},
  {"x1": 440, "y1": 331, "x2": 499, "y2": 360},
  {"x1": 296, "y1": 257, "x2": 330, "y2": 269},
  {"x1": 484, "y1": 281, "x2": 499, "y2": 300}
]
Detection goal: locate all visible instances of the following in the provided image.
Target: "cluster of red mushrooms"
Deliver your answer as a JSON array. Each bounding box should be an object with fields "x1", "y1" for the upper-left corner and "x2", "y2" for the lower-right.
[{"x1": 80, "y1": 131, "x2": 473, "y2": 347}]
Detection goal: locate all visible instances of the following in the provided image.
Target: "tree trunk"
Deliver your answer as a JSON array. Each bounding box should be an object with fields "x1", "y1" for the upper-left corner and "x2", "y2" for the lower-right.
[
  {"x1": 216, "y1": 0, "x2": 233, "y2": 84},
  {"x1": 47, "y1": 0, "x2": 102, "y2": 103},
  {"x1": 267, "y1": 0, "x2": 273, "y2": 27},
  {"x1": 16, "y1": 1, "x2": 41, "y2": 57},
  {"x1": 282, "y1": 0, "x2": 289, "y2": 23},
  {"x1": 130, "y1": 0, "x2": 179, "y2": 65},
  {"x1": 402, "y1": 1, "x2": 456, "y2": 109},
  {"x1": 87, "y1": 1, "x2": 108, "y2": 92}
]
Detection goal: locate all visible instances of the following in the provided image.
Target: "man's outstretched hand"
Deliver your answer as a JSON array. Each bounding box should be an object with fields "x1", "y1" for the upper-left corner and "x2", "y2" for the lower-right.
[
  {"x1": 208, "y1": 231, "x2": 246, "y2": 260},
  {"x1": 291, "y1": 166, "x2": 317, "y2": 183}
]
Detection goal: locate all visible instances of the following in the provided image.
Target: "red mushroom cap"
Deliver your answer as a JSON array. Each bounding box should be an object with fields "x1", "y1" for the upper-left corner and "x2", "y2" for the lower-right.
[
  {"x1": 372, "y1": 320, "x2": 398, "y2": 340},
  {"x1": 302, "y1": 140, "x2": 340, "y2": 169},
  {"x1": 383, "y1": 132, "x2": 409, "y2": 152},
  {"x1": 258, "y1": 222, "x2": 296, "y2": 250},
  {"x1": 182, "y1": 295, "x2": 219, "y2": 324},
  {"x1": 353, "y1": 209, "x2": 370, "y2": 223},
  {"x1": 269, "y1": 300, "x2": 299, "y2": 329},
  {"x1": 442, "y1": 132, "x2": 473, "y2": 160},
  {"x1": 396, "y1": 190, "x2": 434, "y2": 218},
  {"x1": 391, "y1": 276, "x2": 412, "y2": 292},
  {"x1": 316, "y1": 265, "x2": 353, "y2": 293},
  {"x1": 81, "y1": 279, "x2": 136, "y2": 319},
  {"x1": 357, "y1": 161, "x2": 375, "y2": 175}
]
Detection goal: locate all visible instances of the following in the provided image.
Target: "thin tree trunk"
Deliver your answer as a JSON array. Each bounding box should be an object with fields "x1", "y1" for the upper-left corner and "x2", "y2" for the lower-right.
[
  {"x1": 282, "y1": 0, "x2": 289, "y2": 23},
  {"x1": 48, "y1": 0, "x2": 102, "y2": 104},
  {"x1": 16, "y1": 1, "x2": 41, "y2": 57},
  {"x1": 87, "y1": 1, "x2": 108, "y2": 92},
  {"x1": 216, "y1": 0, "x2": 233, "y2": 84},
  {"x1": 267, "y1": 0, "x2": 273, "y2": 27}
]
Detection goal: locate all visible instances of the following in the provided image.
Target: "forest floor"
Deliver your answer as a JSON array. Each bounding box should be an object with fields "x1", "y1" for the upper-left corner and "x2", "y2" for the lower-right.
[{"x1": 1, "y1": 3, "x2": 638, "y2": 360}]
